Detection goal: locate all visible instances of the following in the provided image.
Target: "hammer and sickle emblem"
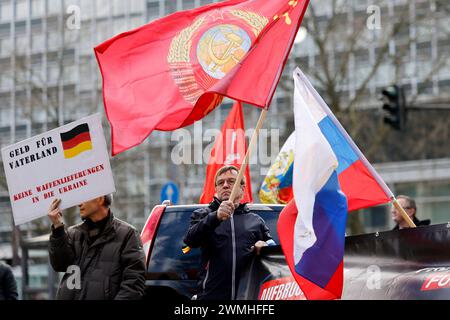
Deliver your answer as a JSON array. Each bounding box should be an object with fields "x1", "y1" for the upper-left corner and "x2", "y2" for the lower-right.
[{"x1": 208, "y1": 30, "x2": 243, "y2": 72}]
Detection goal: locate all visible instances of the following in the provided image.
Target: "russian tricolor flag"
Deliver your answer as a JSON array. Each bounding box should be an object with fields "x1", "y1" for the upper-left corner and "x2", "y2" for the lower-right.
[{"x1": 278, "y1": 68, "x2": 392, "y2": 300}]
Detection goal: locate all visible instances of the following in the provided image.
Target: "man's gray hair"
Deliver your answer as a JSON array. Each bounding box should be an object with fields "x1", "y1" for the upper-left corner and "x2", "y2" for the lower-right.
[{"x1": 397, "y1": 195, "x2": 416, "y2": 211}]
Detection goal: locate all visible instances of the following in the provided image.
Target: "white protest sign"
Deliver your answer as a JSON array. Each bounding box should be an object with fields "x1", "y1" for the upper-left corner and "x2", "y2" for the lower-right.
[{"x1": 1, "y1": 113, "x2": 116, "y2": 225}]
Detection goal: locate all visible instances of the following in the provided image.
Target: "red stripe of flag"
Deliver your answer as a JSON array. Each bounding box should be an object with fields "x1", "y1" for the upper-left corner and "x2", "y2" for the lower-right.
[
  {"x1": 61, "y1": 132, "x2": 91, "y2": 150},
  {"x1": 338, "y1": 159, "x2": 391, "y2": 212}
]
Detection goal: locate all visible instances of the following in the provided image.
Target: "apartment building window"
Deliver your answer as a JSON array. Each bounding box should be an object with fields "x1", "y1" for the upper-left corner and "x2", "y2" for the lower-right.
[
  {"x1": 130, "y1": 16, "x2": 144, "y2": 30},
  {"x1": 165, "y1": 1, "x2": 177, "y2": 15},
  {"x1": 97, "y1": 20, "x2": 110, "y2": 43},
  {"x1": 80, "y1": 0, "x2": 92, "y2": 20},
  {"x1": 80, "y1": 21, "x2": 92, "y2": 48},
  {"x1": 0, "y1": 37, "x2": 12, "y2": 57},
  {"x1": 16, "y1": 0, "x2": 29, "y2": 21},
  {"x1": 417, "y1": 23, "x2": 433, "y2": 43},
  {"x1": 63, "y1": 88, "x2": 77, "y2": 118},
  {"x1": 126, "y1": 159, "x2": 145, "y2": 195},
  {"x1": 113, "y1": 17, "x2": 126, "y2": 35},
  {"x1": 79, "y1": 56, "x2": 91, "y2": 82},
  {"x1": 47, "y1": 63, "x2": 60, "y2": 84},
  {"x1": 63, "y1": 64, "x2": 76, "y2": 83},
  {"x1": 31, "y1": 32, "x2": 44, "y2": 52},
  {"x1": 47, "y1": 30, "x2": 61, "y2": 51},
  {"x1": 47, "y1": 0, "x2": 62, "y2": 15},
  {"x1": 354, "y1": 65, "x2": 371, "y2": 85},
  {"x1": 0, "y1": 69, "x2": 11, "y2": 90},
  {"x1": 400, "y1": 61, "x2": 415, "y2": 80},
  {"x1": 0, "y1": 1, "x2": 12, "y2": 22},
  {"x1": 96, "y1": 0, "x2": 110, "y2": 18},
  {"x1": 0, "y1": 94, "x2": 11, "y2": 126},
  {"x1": 15, "y1": 66, "x2": 28, "y2": 87},
  {"x1": 16, "y1": 34, "x2": 28, "y2": 55},
  {"x1": 113, "y1": 0, "x2": 126, "y2": 16},
  {"x1": 375, "y1": 63, "x2": 395, "y2": 86},
  {"x1": 183, "y1": 0, "x2": 196, "y2": 10},
  {"x1": 436, "y1": 16, "x2": 450, "y2": 40},
  {"x1": 129, "y1": 0, "x2": 145, "y2": 14},
  {"x1": 30, "y1": 57, "x2": 42, "y2": 84},
  {"x1": 147, "y1": 1, "x2": 159, "y2": 21},
  {"x1": 64, "y1": 28, "x2": 79, "y2": 45},
  {"x1": 31, "y1": 0, "x2": 44, "y2": 18},
  {"x1": 438, "y1": 59, "x2": 450, "y2": 79},
  {"x1": 0, "y1": 22, "x2": 8, "y2": 37}
]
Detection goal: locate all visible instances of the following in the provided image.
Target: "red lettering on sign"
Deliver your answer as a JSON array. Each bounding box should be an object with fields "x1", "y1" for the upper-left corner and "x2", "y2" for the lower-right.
[
  {"x1": 13, "y1": 190, "x2": 32, "y2": 201},
  {"x1": 421, "y1": 273, "x2": 450, "y2": 291}
]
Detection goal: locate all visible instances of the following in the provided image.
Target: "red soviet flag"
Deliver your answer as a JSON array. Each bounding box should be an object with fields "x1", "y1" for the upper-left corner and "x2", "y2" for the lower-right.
[
  {"x1": 95, "y1": 0, "x2": 310, "y2": 155},
  {"x1": 200, "y1": 102, "x2": 253, "y2": 204}
]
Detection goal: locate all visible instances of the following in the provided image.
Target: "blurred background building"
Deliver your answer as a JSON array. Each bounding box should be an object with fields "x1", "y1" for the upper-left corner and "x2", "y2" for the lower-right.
[{"x1": 0, "y1": 0, "x2": 449, "y2": 298}]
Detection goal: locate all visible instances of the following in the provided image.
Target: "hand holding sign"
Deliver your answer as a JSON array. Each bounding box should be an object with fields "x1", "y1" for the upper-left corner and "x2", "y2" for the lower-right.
[{"x1": 47, "y1": 198, "x2": 63, "y2": 228}]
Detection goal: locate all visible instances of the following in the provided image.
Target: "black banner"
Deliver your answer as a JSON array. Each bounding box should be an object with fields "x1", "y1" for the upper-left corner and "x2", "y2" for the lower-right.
[{"x1": 237, "y1": 223, "x2": 450, "y2": 300}]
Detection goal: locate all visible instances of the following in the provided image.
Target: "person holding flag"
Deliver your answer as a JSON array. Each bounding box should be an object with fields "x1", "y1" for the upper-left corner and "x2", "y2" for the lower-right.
[
  {"x1": 277, "y1": 67, "x2": 415, "y2": 300},
  {"x1": 184, "y1": 165, "x2": 275, "y2": 300}
]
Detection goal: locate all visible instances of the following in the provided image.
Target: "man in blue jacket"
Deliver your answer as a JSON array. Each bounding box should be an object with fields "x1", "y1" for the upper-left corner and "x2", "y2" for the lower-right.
[{"x1": 184, "y1": 165, "x2": 275, "y2": 300}]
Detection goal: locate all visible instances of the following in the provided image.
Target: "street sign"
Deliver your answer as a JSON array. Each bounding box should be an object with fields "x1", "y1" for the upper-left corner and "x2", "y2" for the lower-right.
[{"x1": 160, "y1": 182, "x2": 179, "y2": 205}]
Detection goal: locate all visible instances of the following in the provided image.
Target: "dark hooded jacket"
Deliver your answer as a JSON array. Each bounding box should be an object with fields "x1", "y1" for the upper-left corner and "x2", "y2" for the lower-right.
[
  {"x1": 0, "y1": 262, "x2": 18, "y2": 300},
  {"x1": 48, "y1": 211, "x2": 146, "y2": 300},
  {"x1": 184, "y1": 198, "x2": 273, "y2": 300}
]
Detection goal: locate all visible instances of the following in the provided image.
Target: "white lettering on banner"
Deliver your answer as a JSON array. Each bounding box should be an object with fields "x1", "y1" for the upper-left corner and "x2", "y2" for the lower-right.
[
  {"x1": 258, "y1": 277, "x2": 306, "y2": 300},
  {"x1": 421, "y1": 272, "x2": 450, "y2": 291}
]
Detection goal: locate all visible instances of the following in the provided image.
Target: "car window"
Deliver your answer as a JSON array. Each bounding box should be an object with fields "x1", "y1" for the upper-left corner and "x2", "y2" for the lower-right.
[
  {"x1": 147, "y1": 210, "x2": 198, "y2": 279},
  {"x1": 147, "y1": 207, "x2": 281, "y2": 278}
]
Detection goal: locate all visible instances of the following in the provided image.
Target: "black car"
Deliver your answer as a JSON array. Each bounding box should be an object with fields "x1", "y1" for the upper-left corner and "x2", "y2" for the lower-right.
[{"x1": 140, "y1": 202, "x2": 284, "y2": 300}]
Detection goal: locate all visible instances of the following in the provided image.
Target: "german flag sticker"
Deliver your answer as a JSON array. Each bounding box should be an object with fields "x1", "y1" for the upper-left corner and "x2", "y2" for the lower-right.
[{"x1": 60, "y1": 123, "x2": 93, "y2": 158}]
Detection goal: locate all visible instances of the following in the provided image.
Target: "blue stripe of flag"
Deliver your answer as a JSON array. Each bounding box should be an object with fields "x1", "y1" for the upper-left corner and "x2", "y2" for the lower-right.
[
  {"x1": 318, "y1": 116, "x2": 358, "y2": 175},
  {"x1": 294, "y1": 171, "x2": 348, "y2": 288},
  {"x1": 278, "y1": 162, "x2": 293, "y2": 189}
]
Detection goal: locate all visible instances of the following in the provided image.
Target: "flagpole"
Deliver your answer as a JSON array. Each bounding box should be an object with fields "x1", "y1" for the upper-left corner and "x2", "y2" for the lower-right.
[
  {"x1": 229, "y1": 108, "x2": 267, "y2": 203},
  {"x1": 392, "y1": 197, "x2": 417, "y2": 228}
]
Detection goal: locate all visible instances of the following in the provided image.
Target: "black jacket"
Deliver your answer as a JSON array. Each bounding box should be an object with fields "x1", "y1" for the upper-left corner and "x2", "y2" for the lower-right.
[
  {"x1": 393, "y1": 216, "x2": 431, "y2": 230},
  {"x1": 0, "y1": 262, "x2": 18, "y2": 300},
  {"x1": 184, "y1": 198, "x2": 273, "y2": 300},
  {"x1": 48, "y1": 211, "x2": 146, "y2": 300}
]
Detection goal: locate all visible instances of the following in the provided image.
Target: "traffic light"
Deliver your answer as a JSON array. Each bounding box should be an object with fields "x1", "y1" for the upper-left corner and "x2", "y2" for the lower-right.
[{"x1": 380, "y1": 85, "x2": 406, "y2": 130}]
